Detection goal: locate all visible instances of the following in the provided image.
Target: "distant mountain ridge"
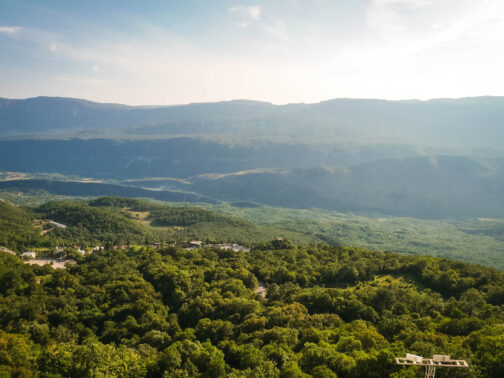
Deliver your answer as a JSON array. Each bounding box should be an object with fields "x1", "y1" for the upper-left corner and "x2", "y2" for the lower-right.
[
  {"x1": 0, "y1": 96, "x2": 276, "y2": 134},
  {"x1": 2, "y1": 95, "x2": 504, "y2": 147}
]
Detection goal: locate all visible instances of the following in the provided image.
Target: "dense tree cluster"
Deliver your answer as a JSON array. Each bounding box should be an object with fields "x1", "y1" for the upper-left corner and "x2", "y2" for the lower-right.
[
  {"x1": 36, "y1": 200, "x2": 158, "y2": 246},
  {"x1": 90, "y1": 197, "x2": 310, "y2": 244},
  {"x1": 1, "y1": 242, "x2": 504, "y2": 377},
  {"x1": 0, "y1": 201, "x2": 49, "y2": 251}
]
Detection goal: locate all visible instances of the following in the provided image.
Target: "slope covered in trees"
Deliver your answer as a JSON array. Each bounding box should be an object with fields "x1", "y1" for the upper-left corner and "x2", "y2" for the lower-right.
[
  {"x1": 0, "y1": 201, "x2": 49, "y2": 251},
  {"x1": 0, "y1": 198, "x2": 317, "y2": 251},
  {"x1": 1, "y1": 244, "x2": 504, "y2": 376},
  {"x1": 84, "y1": 197, "x2": 316, "y2": 245}
]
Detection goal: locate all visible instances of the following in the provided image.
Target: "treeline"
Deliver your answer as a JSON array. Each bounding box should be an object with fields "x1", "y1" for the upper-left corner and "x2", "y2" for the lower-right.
[{"x1": 1, "y1": 244, "x2": 504, "y2": 376}]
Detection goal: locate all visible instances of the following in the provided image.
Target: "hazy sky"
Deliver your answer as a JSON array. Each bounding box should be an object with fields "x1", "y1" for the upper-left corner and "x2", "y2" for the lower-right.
[{"x1": 1, "y1": 0, "x2": 504, "y2": 105}]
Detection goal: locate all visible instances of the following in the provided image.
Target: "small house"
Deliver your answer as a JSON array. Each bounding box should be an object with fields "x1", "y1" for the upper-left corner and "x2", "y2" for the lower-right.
[{"x1": 21, "y1": 251, "x2": 37, "y2": 259}]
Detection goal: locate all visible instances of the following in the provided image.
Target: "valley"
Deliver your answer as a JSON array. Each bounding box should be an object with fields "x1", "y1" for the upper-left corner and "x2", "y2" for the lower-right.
[
  {"x1": 2, "y1": 96, "x2": 504, "y2": 377},
  {"x1": 3, "y1": 0, "x2": 504, "y2": 375}
]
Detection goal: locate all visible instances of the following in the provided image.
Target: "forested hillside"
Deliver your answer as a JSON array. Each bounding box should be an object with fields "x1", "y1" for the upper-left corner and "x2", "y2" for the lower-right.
[
  {"x1": 0, "y1": 201, "x2": 48, "y2": 251},
  {"x1": 1, "y1": 244, "x2": 504, "y2": 376},
  {"x1": 1, "y1": 141, "x2": 503, "y2": 218},
  {"x1": 191, "y1": 156, "x2": 504, "y2": 218},
  {"x1": 0, "y1": 197, "x2": 317, "y2": 251}
]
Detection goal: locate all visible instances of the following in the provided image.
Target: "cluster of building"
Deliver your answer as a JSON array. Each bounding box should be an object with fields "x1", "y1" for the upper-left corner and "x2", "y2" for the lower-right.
[
  {"x1": 12, "y1": 239, "x2": 252, "y2": 271},
  {"x1": 149, "y1": 241, "x2": 251, "y2": 252},
  {"x1": 209, "y1": 243, "x2": 251, "y2": 252},
  {"x1": 18, "y1": 244, "x2": 107, "y2": 270},
  {"x1": 179, "y1": 241, "x2": 251, "y2": 252},
  {"x1": 19, "y1": 249, "x2": 76, "y2": 269},
  {"x1": 20, "y1": 245, "x2": 104, "y2": 260}
]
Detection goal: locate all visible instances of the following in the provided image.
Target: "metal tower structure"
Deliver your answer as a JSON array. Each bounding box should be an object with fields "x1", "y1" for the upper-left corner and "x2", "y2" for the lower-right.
[{"x1": 396, "y1": 354, "x2": 469, "y2": 378}]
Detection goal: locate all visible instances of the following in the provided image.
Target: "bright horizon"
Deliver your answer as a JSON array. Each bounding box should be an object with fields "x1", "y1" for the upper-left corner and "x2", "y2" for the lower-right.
[
  {"x1": 1, "y1": 0, "x2": 504, "y2": 106},
  {"x1": 2, "y1": 94, "x2": 503, "y2": 108}
]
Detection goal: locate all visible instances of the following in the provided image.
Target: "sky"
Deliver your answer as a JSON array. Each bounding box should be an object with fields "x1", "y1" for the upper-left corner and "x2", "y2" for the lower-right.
[{"x1": 1, "y1": 0, "x2": 504, "y2": 105}]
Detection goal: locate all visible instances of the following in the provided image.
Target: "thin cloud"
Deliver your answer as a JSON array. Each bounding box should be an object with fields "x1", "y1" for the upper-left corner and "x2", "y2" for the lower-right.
[
  {"x1": 261, "y1": 19, "x2": 287, "y2": 40},
  {"x1": 229, "y1": 5, "x2": 262, "y2": 21},
  {"x1": 3, "y1": 1, "x2": 504, "y2": 104},
  {"x1": 366, "y1": 0, "x2": 504, "y2": 50},
  {"x1": 0, "y1": 26, "x2": 22, "y2": 35}
]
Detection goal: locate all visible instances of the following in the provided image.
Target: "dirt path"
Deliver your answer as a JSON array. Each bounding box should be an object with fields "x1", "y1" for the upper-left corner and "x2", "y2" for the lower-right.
[{"x1": 0, "y1": 246, "x2": 17, "y2": 256}]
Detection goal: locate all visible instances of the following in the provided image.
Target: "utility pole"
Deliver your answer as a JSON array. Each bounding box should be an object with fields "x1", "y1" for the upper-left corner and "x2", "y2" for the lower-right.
[{"x1": 396, "y1": 354, "x2": 469, "y2": 378}]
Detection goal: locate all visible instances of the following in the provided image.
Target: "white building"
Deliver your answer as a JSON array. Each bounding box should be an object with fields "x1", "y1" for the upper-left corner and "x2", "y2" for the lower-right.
[{"x1": 49, "y1": 220, "x2": 67, "y2": 229}]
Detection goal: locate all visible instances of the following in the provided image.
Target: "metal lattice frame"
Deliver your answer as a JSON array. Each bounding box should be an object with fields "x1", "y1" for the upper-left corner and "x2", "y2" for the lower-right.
[
  {"x1": 396, "y1": 355, "x2": 469, "y2": 378},
  {"x1": 425, "y1": 365, "x2": 436, "y2": 378}
]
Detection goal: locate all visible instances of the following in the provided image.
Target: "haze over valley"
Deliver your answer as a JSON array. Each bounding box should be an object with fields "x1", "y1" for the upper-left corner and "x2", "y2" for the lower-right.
[{"x1": 1, "y1": 95, "x2": 504, "y2": 219}]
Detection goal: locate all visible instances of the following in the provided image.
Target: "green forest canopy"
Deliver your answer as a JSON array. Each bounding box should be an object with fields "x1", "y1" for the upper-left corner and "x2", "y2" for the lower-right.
[{"x1": 1, "y1": 243, "x2": 504, "y2": 376}]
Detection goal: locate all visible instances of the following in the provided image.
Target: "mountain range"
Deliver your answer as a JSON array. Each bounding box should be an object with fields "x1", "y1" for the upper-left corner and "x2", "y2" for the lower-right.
[
  {"x1": 1, "y1": 96, "x2": 504, "y2": 218},
  {"x1": 2, "y1": 96, "x2": 504, "y2": 148}
]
